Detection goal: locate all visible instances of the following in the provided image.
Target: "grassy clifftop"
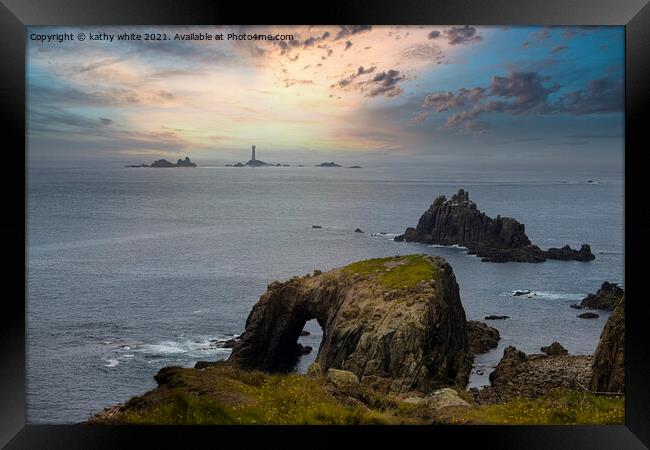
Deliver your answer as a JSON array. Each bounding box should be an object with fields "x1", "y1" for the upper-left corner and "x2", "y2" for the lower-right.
[
  {"x1": 342, "y1": 254, "x2": 436, "y2": 289},
  {"x1": 91, "y1": 364, "x2": 623, "y2": 425}
]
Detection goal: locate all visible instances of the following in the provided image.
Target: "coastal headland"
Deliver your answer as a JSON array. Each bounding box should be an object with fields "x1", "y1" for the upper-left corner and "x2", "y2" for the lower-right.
[{"x1": 91, "y1": 255, "x2": 624, "y2": 425}]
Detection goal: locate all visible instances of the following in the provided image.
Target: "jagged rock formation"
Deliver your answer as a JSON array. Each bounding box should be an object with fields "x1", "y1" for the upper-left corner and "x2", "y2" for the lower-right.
[
  {"x1": 395, "y1": 189, "x2": 595, "y2": 263},
  {"x1": 228, "y1": 254, "x2": 472, "y2": 394},
  {"x1": 126, "y1": 156, "x2": 197, "y2": 168},
  {"x1": 541, "y1": 342, "x2": 568, "y2": 356},
  {"x1": 581, "y1": 282, "x2": 624, "y2": 311},
  {"x1": 590, "y1": 297, "x2": 624, "y2": 393},
  {"x1": 175, "y1": 156, "x2": 197, "y2": 167},
  {"x1": 473, "y1": 346, "x2": 592, "y2": 404}
]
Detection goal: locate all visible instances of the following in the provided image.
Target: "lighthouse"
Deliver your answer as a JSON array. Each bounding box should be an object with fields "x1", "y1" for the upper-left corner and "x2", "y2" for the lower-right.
[{"x1": 251, "y1": 145, "x2": 256, "y2": 162}]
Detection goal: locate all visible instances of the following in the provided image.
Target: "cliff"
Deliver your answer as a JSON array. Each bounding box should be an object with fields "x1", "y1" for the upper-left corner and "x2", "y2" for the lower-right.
[
  {"x1": 395, "y1": 189, "x2": 595, "y2": 263},
  {"x1": 228, "y1": 254, "x2": 472, "y2": 394},
  {"x1": 590, "y1": 296, "x2": 625, "y2": 393}
]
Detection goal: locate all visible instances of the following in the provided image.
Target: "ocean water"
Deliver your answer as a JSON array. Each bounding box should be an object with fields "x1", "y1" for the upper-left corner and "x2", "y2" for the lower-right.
[{"x1": 26, "y1": 163, "x2": 624, "y2": 423}]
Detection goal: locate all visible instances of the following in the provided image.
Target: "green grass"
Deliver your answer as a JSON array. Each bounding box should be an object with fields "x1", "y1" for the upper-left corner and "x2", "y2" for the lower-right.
[
  {"x1": 442, "y1": 389, "x2": 624, "y2": 425},
  {"x1": 342, "y1": 254, "x2": 435, "y2": 289},
  {"x1": 98, "y1": 365, "x2": 393, "y2": 425},
  {"x1": 93, "y1": 366, "x2": 624, "y2": 425}
]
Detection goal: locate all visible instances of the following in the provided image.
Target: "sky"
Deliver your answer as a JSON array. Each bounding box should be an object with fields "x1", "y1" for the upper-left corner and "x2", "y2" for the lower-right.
[{"x1": 27, "y1": 25, "x2": 624, "y2": 169}]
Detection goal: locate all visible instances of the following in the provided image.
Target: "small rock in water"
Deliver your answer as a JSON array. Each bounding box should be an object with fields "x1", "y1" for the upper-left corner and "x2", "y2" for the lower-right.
[
  {"x1": 312, "y1": 225, "x2": 322, "y2": 229},
  {"x1": 569, "y1": 303, "x2": 582, "y2": 309},
  {"x1": 578, "y1": 312, "x2": 599, "y2": 319},
  {"x1": 354, "y1": 228, "x2": 364, "y2": 233},
  {"x1": 484, "y1": 315, "x2": 509, "y2": 320},
  {"x1": 513, "y1": 290, "x2": 531, "y2": 297}
]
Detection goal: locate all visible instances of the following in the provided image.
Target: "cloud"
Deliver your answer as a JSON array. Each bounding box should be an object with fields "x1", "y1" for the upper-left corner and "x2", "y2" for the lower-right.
[
  {"x1": 302, "y1": 31, "x2": 331, "y2": 48},
  {"x1": 417, "y1": 71, "x2": 622, "y2": 132},
  {"x1": 332, "y1": 65, "x2": 376, "y2": 89},
  {"x1": 283, "y1": 78, "x2": 314, "y2": 88},
  {"x1": 427, "y1": 30, "x2": 440, "y2": 39},
  {"x1": 558, "y1": 76, "x2": 623, "y2": 115},
  {"x1": 344, "y1": 40, "x2": 353, "y2": 51},
  {"x1": 334, "y1": 25, "x2": 372, "y2": 40},
  {"x1": 445, "y1": 26, "x2": 483, "y2": 45},
  {"x1": 362, "y1": 69, "x2": 405, "y2": 97},
  {"x1": 550, "y1": 45, "x2": 568, "y2": 54},
  {"x1": 422, "y1": 87, "x2": 486, "y2": 112}
]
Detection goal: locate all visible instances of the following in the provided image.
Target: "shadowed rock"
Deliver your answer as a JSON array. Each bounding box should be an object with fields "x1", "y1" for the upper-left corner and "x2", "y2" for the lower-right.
[
  {"x1": 228, "y1": 254, "x2": 472, "y2": 394},
  {"x1": 395, "y1": 189, "x2": 595, "y2": 263},
  {"x1": 541, "y1": 342, "x2": 568, "y2": 356},
  {"x1": 581, "y1": 282, "x2": 624, "y2": 311},
  {"x1": 467, "y1": 320, "x2": 500, "y2": 356},
  {"x1": 590, "y1": 297, "x2": 624, "y2": 393}
]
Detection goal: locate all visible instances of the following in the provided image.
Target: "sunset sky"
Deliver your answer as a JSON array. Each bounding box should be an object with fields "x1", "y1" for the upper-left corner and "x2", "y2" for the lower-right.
[{"x1": 27, "y1": 25, "x2": 624, "y2": 167}]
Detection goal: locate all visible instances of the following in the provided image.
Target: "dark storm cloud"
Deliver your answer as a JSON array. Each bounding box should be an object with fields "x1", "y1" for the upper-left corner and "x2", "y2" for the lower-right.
[
  {"x1": 344, "y1": 40, "x2": 353, "y2": 51},
  {"x1": 427, "y1": 30, "x2": 441, "y2": 39},
  {"x1": 417, "y1": 71, "x2": 622, "y2": 132},
  {"x1": 334, "y1": 25, "x2": 372, "y2": 40}
]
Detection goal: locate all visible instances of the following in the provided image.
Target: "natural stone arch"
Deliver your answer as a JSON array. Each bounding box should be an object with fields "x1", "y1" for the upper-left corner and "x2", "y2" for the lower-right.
[{"x1": 229, "y1": 255, "x2": 472, "y2": 395}]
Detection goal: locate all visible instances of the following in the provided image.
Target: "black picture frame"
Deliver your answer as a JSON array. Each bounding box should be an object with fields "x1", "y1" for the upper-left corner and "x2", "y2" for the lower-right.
[{"x1": 2, "y1": 0, "x2": 648, "y2": 448}]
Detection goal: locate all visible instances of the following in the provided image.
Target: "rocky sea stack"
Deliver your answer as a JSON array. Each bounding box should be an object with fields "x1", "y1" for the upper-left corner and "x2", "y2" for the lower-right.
[
  {"x1": 395, "y1": 189, "x2": 595, "y2": 263},
  {"x1": 228, "y1": 254, "x2": 472, "y2": 394},
  {"x1": 581, "y1": 282, "x2": 624, "y2": 311}
]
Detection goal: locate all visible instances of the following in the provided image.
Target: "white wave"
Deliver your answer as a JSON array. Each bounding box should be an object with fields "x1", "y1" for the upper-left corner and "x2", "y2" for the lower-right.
[
  {"x1": 429, "y1": 244, "x2": 468, "y2": 250},
  {"x1": 137, "y1": 337, "x2": 236, "y2": 357},
  {"x1": 370, "y1": 232, "x2": 398, "y2": 238},
  {"x1": 505, "y1": 290, "x2": 585, "y2": 301},
  {"x1": 104, "y1": 358, "x2": 119, "y2": 368}
]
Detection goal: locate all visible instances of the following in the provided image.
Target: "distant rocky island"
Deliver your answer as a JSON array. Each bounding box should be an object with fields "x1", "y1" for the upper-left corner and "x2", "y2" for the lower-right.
[
  {"x1": 125, "y1": 156, "x2": 197, "y2": 168},
  {"x1": 315, "y1": 162, "x2": 363, "y2": 168},
  {"x1": 395, "y1": 189, "x2": 595, "y2": 263}
]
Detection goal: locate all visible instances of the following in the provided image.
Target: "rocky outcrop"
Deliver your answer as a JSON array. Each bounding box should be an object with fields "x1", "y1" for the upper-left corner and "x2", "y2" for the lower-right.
[
  {"x1": 395, "y1": 189, "x2": 595, "y2": 263},
  {"x1": 590, "y1": 297, "x2": 624, "y2": 393},
  {"x1": 176, "y1": 156, "x2": 197, "y2": 167},
  {"x1": 488, "y1": 346, "x2": 528, "y2": 385},
  {"x1": 467, "y1": 320, "x2": 500, "y2": 356},
  {"x1": 228, "y1": 254, "x2": 472, "y2": 394},
  {"x1": 473, "y1": 346, "x2": 592, "y2": 404},
  {"x1": 581, "y1": 282, "x2": 624, "y2": 311},
  {"x1": 541, "y1": 341, "x2": 568, "y2": 356},
  {"x1": 127, "y1": 156, "x2": 198, "y2": 168},
  {"x1": 578, "y1": 312, "x2": 599, "y2": 319}
]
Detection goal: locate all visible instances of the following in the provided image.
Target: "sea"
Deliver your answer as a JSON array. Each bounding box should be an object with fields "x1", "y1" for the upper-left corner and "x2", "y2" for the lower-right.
[{"x1": 26, "y1": 162, "x2": 624, "y2": 423}]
